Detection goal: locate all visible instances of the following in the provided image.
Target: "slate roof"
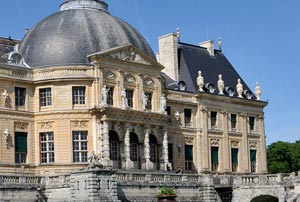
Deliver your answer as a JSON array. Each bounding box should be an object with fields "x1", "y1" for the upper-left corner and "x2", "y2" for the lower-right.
[
  {"x1": 19, "y1": 9, "x2": 155, "y2": 68},
  {"x1": 164, "y1": 42, "x2": 255, "y2": 99},
  {"x1": 0, "y1": 37, "x2": 19, "y2": 64}
]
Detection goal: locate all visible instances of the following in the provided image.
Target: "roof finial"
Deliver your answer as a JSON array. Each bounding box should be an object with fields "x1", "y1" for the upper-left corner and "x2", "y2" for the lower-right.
[
  {"x1": 218, "y1": 37, "x2": 222, "y2": 51},
  {"x1": 176, "y1": 28, "x2": 181, "y2": 42}
]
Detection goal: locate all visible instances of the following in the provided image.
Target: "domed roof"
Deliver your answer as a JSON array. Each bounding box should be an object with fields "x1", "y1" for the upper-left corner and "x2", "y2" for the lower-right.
[{"x1": 19, "y1": 0, "x2": 155, "y2": 68}]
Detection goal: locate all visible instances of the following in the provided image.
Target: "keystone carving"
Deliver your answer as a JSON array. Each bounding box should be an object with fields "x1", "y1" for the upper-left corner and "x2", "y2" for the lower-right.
[
  {"x1": 72, "y1": 121, "x2": 88, "y2": 128},
  {"x1": 249, "y1": 141, "x2": 258, "y2": 149},
  {"x1": 39, "y1": 122, "x2": 53, "y2": 129},
  {"x1": 15, "y1": 122, "x2": 29, "y2": 130},
  {"x1": 210, "y1": 138, "x2": 220, "y2": 146}
]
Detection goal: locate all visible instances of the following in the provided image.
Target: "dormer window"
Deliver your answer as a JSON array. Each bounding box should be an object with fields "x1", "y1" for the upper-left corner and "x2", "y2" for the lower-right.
[{"x1": 178, "y1": 81, "x2": 187, "y2": 91}]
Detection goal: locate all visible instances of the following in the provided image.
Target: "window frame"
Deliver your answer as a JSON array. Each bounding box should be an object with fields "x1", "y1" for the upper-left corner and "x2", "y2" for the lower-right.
[
  {"x1": 15, "y1": 87, "x2": 26, "y2": 107},
  {"x1": 40, "y1": 132, "x2": 55, "y2": 164},
  {"x1": 210, "y1": 111, "x2": 218, "y2": 129},
  {"x1": 107, "y1": 86, "x2": 114, "y2": 106},
  {"x1": 230, "y1": 114, "x2": 237, "y2": 131},
  {"x1": 184, "y1": 108, "x2": 192, "y2": 127},
  {"x1": 39, "y1": 88, "x2": 52, "y2": 107},
  {"x1": 125, "y1": 89, "x2": 134, "y2": 108},
  {"x1": 72, "y1": 86, "x2": 86, "y2": 105},
  {"x1": 72, "y1": 131, "x2": 88, "y2": 163}
]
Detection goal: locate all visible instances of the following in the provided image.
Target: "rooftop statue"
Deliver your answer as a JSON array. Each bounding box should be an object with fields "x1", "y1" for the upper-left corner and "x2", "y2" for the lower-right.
[
  {"x1": 255, "y1": 82, "x2": 262, "y2": 100},
  {"x1": 217, "y1": 74, "x2": 224, "y2": 95},
  {"x1": 197, "y1": 70, "x2": 204, "y2": 92},
  {"x1": 236, "y1": 79, "x2": 243, "y2": 98}
]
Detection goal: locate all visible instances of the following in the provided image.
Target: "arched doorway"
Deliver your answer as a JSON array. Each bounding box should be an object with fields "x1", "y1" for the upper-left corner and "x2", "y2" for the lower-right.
[
  {"x1": 149, "y1": 134, "x2": 159, "y2": 170},
  {"x1": 250, "y1": 195, "x2": 278, "y2": 202},
  {"x1": 109, "y1": 130, "x2": 120, "y2": 168},
  {"x1": 130, "y1": 132, "x2": 140, "y2": 169}
]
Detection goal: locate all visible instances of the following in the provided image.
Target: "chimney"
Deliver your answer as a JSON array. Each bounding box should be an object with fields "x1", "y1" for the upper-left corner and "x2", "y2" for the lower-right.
[
  {"x1": 157, "y1": 33, "x2": 179, "y2": 81},
  {"x1": 199, "y1": 40, "x2": 215, "y2": 56}
]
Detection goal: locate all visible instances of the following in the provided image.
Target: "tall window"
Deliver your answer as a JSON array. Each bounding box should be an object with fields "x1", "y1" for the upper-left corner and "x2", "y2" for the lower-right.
[
  {"x1": 166, "y1": 106, "x2": 171, "y2": 115},
  {"x1": 126, "y1": 89, "x2": 134, "y2": 108},
  {"x1": 231, "y1": 148, "x2": 238, "y2": 172},
  {"x1": 15, "y1": 132, "x2": 27, "y2": 163},
  {"x1": 185, "y1": 145, "x2": 193, "y2": 170},
  {"x1": 211, "y1": 147, "x2": 219, "y2": 171},
  {"x1": 73, "y1": 131, "x2": 88, "y2": 162},
  {"x1": 107, "y1": 87, "x2": 114, "y2": 105},
  {"x1": 230, "y1": 114, "x2": 237, "y2": 131},
  {"x1": 145, "y1": 92, "x2": 152, "y2": 110},
  {"x1": 211, "y1": 111, "x2": 217, "y2": 129},
  {"x1": 72, "y1": 86, "x2": 86, "y2": 105},
  {"x1": 250, "y1": 150, "x2": 257, "y2": 173},
  {"x1": 39, "y1": 88, "x2": 52, "y2": 107},
  {"x1": 249, "y1": 116, "x2": 255, "y2": 131},
  {"x1": 150, "y1": 134, "x2": 158, "y2": 163},
  {"x1": 184, "y1": 108, "x2": 192, "y2": 127},
  {"x1": 15, "y1": 87, "x2": 26, "y2": 106},
  {"x1": 130, "y1": 133, "x2": 139, "y2": 162},
  {"x1": 168, "y1": 143, "x2": 173, "y2": 164},
  {"x1": 40, "y1": 132, "x2": 54, "y2": 163},
  {"x1": 109, "y1": 131, "x2": 119, "y2": 161}
]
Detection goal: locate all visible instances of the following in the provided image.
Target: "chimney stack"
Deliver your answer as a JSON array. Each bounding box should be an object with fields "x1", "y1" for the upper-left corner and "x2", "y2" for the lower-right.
[{"x1": 199, "y1": 40, "x2": 214, "y2": 56}]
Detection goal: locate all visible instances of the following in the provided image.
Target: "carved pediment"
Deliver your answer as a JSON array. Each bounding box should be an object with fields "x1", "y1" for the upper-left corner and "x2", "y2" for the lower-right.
[{"x1": 88, "y1": 45, "x2": 162, "y2": 67}]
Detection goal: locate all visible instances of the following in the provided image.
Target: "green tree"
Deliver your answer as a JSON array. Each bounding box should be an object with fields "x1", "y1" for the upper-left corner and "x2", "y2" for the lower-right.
[{"x1": 267, "y1": 141, "x2": 293, "y2": 174}]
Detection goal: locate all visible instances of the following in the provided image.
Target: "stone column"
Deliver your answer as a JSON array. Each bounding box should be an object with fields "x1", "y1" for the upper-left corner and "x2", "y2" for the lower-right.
[
  {"x1": 258, "y1": 115, "x2": 267, "y2": 173},
  {"x1": 162, "y1": 130, "x2": 169, "y2": 171},
  {"x1": 124, "y1": 127, "x2": 133, "y2": 169},
  {"x1": 144, "y1": 129, "x2": 152, "y2": 170},
  {"x1": 221, "y1": 111, "x2": 230, "y2": 172},
  {"x1": 200, "y1": 105, "x2": 209, "y2": 172},
  {"x1": 102, "y1": 121, "x2": 110, "y2": 159},
  {"x1": 240, "y1": 113, "x2": 250, "y2": 173}
]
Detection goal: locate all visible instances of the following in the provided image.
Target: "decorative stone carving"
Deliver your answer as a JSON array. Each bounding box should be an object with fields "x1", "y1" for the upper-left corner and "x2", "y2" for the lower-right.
[
  {"x1": 200, "y1": 105, "x2": 208, "y2": 113},
  {"x1": 249, "y1": 141, "x2": 258, "y2": 149},
  {"x1": 39, "y1": 122, "x2": 53, "y2": 129},
  {"x1": 144, "y1": 78, "x2": 154, "y2": 87},
  {"x1": 72, "y1": 121, "x2": 88, "y2": 128},
  {"x1": 15, "y1": 122, "x2": 29, "y2": 130},
  {"x1": 101, "y1": 85, "x2": 110, "y2": 105},
  {"x1": 87, "y1": 151, "x2": 112, "y2": 170},
  {"x1": 210, "y1": 138, "x2": 220, "y2": 146},
  {"x1": 105, "y1": 71, "x2": 116, "y2": 80},
  {"x1": 217, "y1": 74, "x2": 224, "y2": 95},
  {"x1": 121, "y1": 89, "x2": 129, "y2": 109},
  {"x1": 125, "y1": 75, "x2": 135, "y2": 84},
  {"x1": 141, "y1": 91, "x2": 149, "y2": 111},
  {"x1": 231, "y1": 139, "x2": 240, "y2": 147},
  {"x1": 197, "y1": 70, "x2": 204, "y2": 92},
  {"x1": 122, "y1": 48, "x2": 136, "y2": 62},
  {"x1": 255, "y1": 82, "x2": 262, "y2": 100},
  {"x1": 2, "y1": 90, "x2": 8, "y2": 102},
  {"x1": 185, "y1": 136, "x2": 194, "y2": 144},
  {"x1": 175, "y1": 111, "x2": 180, "y2": 121},
  {"x1": 236, "y1": 79, "x2": 243, "y2": 98},
  {"x1": 160, "y1": 94, "x2": 167, "y2": 113}
]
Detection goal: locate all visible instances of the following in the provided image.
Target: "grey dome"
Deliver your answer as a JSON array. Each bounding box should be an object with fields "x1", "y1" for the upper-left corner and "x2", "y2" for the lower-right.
[{"x1": 19, "y1": 9, "x2": 155, "y2": 68}]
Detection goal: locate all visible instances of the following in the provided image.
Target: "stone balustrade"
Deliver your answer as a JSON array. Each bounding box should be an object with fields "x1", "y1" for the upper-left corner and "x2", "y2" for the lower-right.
[{"x1": 0, "y1": 175, "x2": 42, "y2": 185}]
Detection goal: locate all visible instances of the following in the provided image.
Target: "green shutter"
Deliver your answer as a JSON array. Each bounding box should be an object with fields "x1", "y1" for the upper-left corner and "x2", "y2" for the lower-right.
[
  {"x1": 211, "y1": 147, "x2": 219, "y2": 164},
  {"x1": 15, "y1": 132, "x2": 27, "y2": 152},
  {"x1": 185, "y1": 145, "x2": 193, "y2": 161},
  {"x1": 250, "y1": 150, "x2": 256, "y2": 161},
  {"x1": 231, "y1": 148, "x2": 238, "y2": 164}
]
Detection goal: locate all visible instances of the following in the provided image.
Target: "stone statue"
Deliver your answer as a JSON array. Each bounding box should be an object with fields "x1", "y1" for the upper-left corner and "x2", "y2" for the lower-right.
[
  {"x1": 160, "y1": 94, "x2": 167, "y2": 112},
  {"x1": 101, "y1": 85, "x2": 110, "y2": 104},
  {"x1": 197, "y1": 70, "x2": 204, "y2": 92},
  {"x1": 236, "y1": 79, "x2": 243, "y2": 98},
  {"x1": 217, "y1": 74, "x2": 224, "y2": 95},
  {"x1": 87, "y1": 151, "x2": 112, "y2": 170},
  {"x1": 121, "y1": 88, "x2": 129, "y2": 109},
  {"x1": 2, "y1": 90, "x2": 8, "y2": 102},
  {"x1": 141, "y1": 92, "x2": 149, "y2": 110},
  {"x1": 255, "y1": 82, "x2": 261, "y2": 100}
]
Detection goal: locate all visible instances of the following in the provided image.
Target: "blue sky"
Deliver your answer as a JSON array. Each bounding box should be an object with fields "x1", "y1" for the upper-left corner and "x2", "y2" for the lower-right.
[{"x1": 1, "y1": 0, "x2": 299, "y2": 145}]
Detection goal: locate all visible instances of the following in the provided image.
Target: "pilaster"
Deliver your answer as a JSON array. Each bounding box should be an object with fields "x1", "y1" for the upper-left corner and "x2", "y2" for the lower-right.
[
  {"x1": 200, "y1": 105, "x2": 209, "y2": 172},
  {"x1": 221, "y1": 110, "x2": 230, "y2": 172},
  {"x1": 240, "y1": 113, "x2": 250, "y2": 173},
  {"x1": 102, "y1": 121, "x2": 110, "y2": 159}
]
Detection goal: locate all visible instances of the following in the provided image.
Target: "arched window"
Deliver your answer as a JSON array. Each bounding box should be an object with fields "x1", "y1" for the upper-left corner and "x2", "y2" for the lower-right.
[
  {"x1": 149, "y1": 134, "x2": 158, "y2": 163},
  {"x1": 130, "y1": 132, "x2": 139, "y2": 162},
  {"x1": 109, "y1": 131, "x2": 119, "y2": 161}
]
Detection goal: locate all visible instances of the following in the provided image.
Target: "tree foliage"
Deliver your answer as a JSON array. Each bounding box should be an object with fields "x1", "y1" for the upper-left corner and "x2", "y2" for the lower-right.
[{"x1": 267, "y1": 140, "x2": 300, "y2": 174}]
